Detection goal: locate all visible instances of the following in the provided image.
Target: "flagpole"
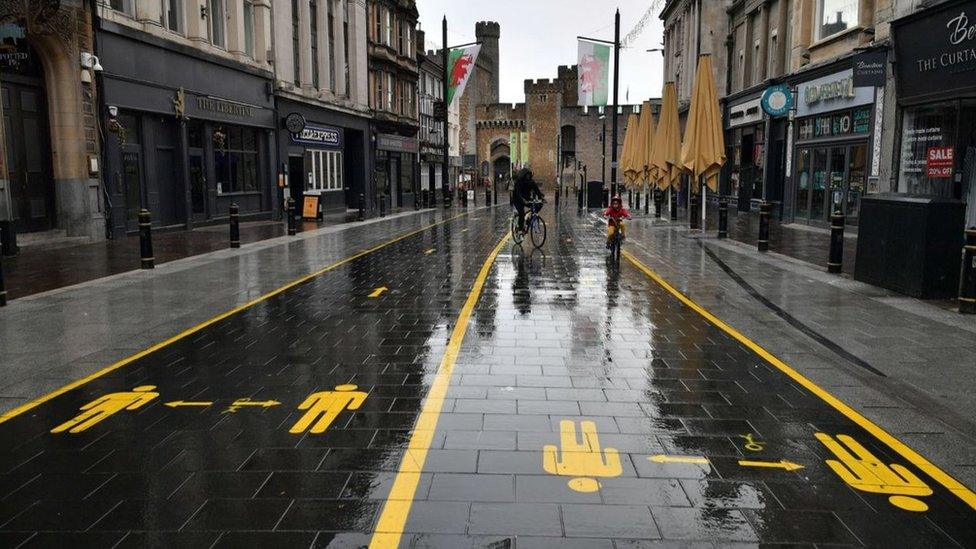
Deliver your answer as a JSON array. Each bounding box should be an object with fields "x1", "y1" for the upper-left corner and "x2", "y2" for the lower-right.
[
  {"x1": 442, "y1": 16, "x2": 450, "y2": 208},
  {"x1": 610, "y1": 8, "x2": 620, "y2": 198}
]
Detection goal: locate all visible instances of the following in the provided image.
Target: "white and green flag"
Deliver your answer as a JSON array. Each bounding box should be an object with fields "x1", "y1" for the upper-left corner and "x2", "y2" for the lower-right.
[
  {"x1": 578, "y1": 39, "x2": 610, "y2": 107},
  {"x1": 447, "y1": 44, "x2": 482, "y2": 106}
]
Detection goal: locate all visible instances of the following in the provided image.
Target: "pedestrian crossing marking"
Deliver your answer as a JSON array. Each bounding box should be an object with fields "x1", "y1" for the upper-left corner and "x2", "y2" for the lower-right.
[{"x1": 543, "y1": 420, "x2": 622, "y2": 493}]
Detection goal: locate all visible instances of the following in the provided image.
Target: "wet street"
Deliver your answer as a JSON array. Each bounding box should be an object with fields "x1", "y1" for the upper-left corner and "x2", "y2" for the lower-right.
[{"x1": 0, "y1": 206, "x2": 974, "y2": 548}]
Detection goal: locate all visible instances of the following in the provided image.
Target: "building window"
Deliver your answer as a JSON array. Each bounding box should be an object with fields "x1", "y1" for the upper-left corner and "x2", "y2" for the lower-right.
[
  {"x1": 209, "y1": 0, "x2": 226, "y2": 48},
  {"x1": 898, "y1": 101, "x2": 959, "y2": 197},
  {"x1": 160, "y1": 0, "x2": 183, "y2": 33},
  {"x1": 768, "y1": 33, "x2": 778, "y2": 76},
  {"x1": 343, "y1": 1, "x2": 350, "y2": 96},
  {"x1": 243, "y1": 0, "x2": 255, "y2": 57},
  {"x1": 214, "y1": 126, "x2": 259, "y2": 194},
  {"x1": 292, "y1": 0, "x2": 301, "y2": 86},
  {"x1": 311, "y1": 0, "x2": 320, "y2": 88},
  {"x1": 816, "y1": 0, "x2": 857, "y2": 40},
  {"x1": 385, "y1": 72, "x2": 394, "y2": 111},
  {"x1": 384, "y1": 9, "x2": 393, "y2": 47},
  {"x1": 373, "y1": 4, "x2": 382, "y2": 42},
  {"x1": 753, "y1": 40, "x2": 761, "y2": 85},
  {"x1": 308, "y1": 150, "x2": 344, "y2": 191},
  {"x1": 327, "y1": 0, "x2": 336, "y2": 92},
  {"x1": 398, "y1": 19, "x2": 405, "y2": 54},
  {"x1": 110, "y1": 0, "x2": 135, "y2": 15}
]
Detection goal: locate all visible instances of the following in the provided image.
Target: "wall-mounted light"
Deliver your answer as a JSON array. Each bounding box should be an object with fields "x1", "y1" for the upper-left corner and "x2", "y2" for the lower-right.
[{"x1": 80, "y1": 52, "x2": 103, "y2": 72}]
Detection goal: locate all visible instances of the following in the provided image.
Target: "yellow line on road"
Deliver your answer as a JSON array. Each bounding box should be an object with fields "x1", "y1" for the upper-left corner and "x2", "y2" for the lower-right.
[
  {"x1": 0, "y1": 212, "x2": 474, "y2": 425},
  {"x1": 370, "y1": 234, "x2": 510, "y2": 548},
  {"x1": 622, "y1": 249, "x2": 976, "y2": 511}
]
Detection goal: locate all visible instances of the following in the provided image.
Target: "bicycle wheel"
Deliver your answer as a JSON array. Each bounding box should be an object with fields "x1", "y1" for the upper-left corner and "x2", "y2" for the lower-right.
[
  {"x1": 511, "y1": 215, "x2": 524, "y2": 244},
  {"x1": 530, "y1": 216, "x2": 547, "y2": 249}
]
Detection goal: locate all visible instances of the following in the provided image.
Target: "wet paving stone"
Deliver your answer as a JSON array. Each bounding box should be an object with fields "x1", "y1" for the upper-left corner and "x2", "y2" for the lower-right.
[{"x1": 0, "y1": 208, "x2": 973, "y2": 546}]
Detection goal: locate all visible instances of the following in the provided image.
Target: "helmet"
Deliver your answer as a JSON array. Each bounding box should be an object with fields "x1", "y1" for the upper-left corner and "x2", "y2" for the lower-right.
[{"x1": 611, "y1": 195, "x2": 622, "y2": 204}]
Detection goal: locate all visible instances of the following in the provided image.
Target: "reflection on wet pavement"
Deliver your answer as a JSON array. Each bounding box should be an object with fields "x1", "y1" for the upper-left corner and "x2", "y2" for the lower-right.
[{"x1": 0, "y1": 207, "x2": 973, "y2": 547}]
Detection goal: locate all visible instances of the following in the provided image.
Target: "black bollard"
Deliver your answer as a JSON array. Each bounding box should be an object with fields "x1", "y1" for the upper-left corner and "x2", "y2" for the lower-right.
[
  {"x1": 644, "y1": 191, "x2": 650, "y2": 215},
  {"x1": 229, "y1": 203, "x2": 240, "y2": 248},
  {"x1": 486, "y1": 187, "x2": 492, "y2": 206},
  {"x1": 0, "y1": 252, "x2": 6, "y2": 306},
  {"x1": 603, "y1": 189, "x2": 609, "y2": 208},
  {"x1": 380, "y1": 195, "x2": 387, "y2": 217},
  {"x1": 828, "y1": 210, "x2": 846, "y2": 274},
  {"x1": 578, "y1": 187, "x2": 584, "y2": 210},
  {"x1": 718, "y1": 198, "x2": 728, "y2": 239},
  {"x1": 628, "y1": 189, "x2": 633, "y2": 207},
  {"x1": 670, "y1": 191, "x2": 678, "y2": 221},
  {"x1": 654, "y1": 189, "x2": 663, "y2": 219},
  {"x1": 139, "y1": 209, "x2": 154, "y2": 269},
  {"x1": 689, "y1": 194, "x2": 700, "y2": 230},
  {"x1": 960, "y1": 227, "x2": 976, "y2": 314},
  {"x1": 0, "y1": 220, "x2": 16, "y2": 256},
  {"x1": 758, "y1": 201, "x2": 771, "y2": 252},
  {"x1": 286, "y1": 198, "x2": 297, "y2": 235},
  {"x1": 358, "y1": 193, "x2": 366, "y2": 221}
]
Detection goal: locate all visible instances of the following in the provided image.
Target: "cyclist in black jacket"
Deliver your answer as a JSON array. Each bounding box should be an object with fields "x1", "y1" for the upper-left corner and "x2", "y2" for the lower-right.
[{"x1": 512, "y1": 168, "x2": 545, "y2": 232}]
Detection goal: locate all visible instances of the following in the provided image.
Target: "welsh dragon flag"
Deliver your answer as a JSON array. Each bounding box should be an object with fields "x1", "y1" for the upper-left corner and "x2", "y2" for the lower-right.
[
  {"x1": 578, "y1": 39, "x2": 610, "y2": 107},
  {"x1": 446, "y1": 44, "x2": 481, "y2": 106}
]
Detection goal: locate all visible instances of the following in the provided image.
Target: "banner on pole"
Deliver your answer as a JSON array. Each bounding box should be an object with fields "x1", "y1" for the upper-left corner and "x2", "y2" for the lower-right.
[
  {"x1": 520, "y1": 133, "x2": 530, "y2": 168},
  {"x1": 509, "y1": 132, "x2": 520, "y2": 173},
  {"x1": 447, "y1": 44, "x2": 482, "y2": 106},
  {"x1": 577, "y1": 39, "x2": 611, "y2": 107}
]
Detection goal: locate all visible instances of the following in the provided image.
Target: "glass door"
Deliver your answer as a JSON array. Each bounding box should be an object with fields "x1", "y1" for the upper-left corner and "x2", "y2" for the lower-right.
[
  {"x1": 847, "y1": 145, "x2": 867, "y2": 224},
  {"x1": 794, "y1": 148, "x2": 811, "y2": 220},
  {"x1": 810, "y1": 148, "x2": 828, "y2": 222},
  {"x1": 827, "y1": 147, "x2": 848, "y2": 217},
  {"x1": 189, "y1": 150, "x2": 207, "y2": 221}
]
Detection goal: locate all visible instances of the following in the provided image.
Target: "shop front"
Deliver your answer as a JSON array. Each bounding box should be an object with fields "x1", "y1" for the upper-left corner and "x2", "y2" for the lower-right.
[
  {"x1": 892, "y1": 0, "x2": 976, "y2": 228},
  {"x1": 726, "y1": 96, "x2": 766, "y2": 212},
  {"x1": 789, "y1": 67, "x2": 876, "y2": 226},
  {"x1": 277, "y1": 99, "x2": 370, "y2": 218},
  {"x1": 375, "y1": 134, "x2": 418, "y2": 210},
  {"x1": 98, "y1": 23, "x2": 276, "y2": 236}
]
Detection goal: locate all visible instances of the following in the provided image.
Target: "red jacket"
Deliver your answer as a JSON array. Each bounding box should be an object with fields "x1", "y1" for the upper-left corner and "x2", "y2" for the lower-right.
[{"x1": 603, "y1": 206, "x2": 631, "y2": 220}]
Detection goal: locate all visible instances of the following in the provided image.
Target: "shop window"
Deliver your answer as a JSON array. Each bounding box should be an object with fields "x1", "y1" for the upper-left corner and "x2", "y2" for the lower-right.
[
  {"x1": 307, "y1": 150, "x2": 344, "y2": 192},
  {"x1": 384, "y1": 9, "x2": 393, "y2": 47},
  {"x1": 816, "y1": 0, "x2": 857, "y2": 41},
  {"x1": 898, "y1": 101, "x2": 958, "y2": 197},
  {"x1": 209, "y1": 0, "x2": 226, "y2": 48},
  {"x1": 214, "y1": 126, "x2": 259, "y2": 194},
  {"x1": 243, "y1": 0, "x2": 255, "y2": 57},
  {"x1": 160, "y1": 0, "x2": 184, "y2": 34}
]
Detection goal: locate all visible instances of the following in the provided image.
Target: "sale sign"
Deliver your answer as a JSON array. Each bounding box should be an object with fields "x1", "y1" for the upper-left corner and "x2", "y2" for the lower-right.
[{"x1": 926, "y1": 147, "x2": 955, "y2": 178}]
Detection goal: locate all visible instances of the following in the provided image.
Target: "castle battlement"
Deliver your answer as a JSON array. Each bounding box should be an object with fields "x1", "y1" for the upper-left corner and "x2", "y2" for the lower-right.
[
  {"x1": 475, "y1": 21, "x2": 501, "y2": 38},
  {"x1": 524, "y1": 78, "x2": 561, "y2": 94}
]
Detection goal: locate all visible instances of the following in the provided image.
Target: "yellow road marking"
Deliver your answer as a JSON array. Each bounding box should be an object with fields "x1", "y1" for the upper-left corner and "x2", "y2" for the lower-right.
[
  {"x1": 738, "y1": 459, "x2": 804, "y2": 471},
  {"x1": 648, "y1": 455, "x2": 710, "y2": 465},
  {"x1": 542, "y1": 420, "x2": 622, "y2": 493},
  {"x1": 0, "y1": 212, "x2": 474, "y2": 426},
  {"x1": 51, "y1": 386, "x2": 159, "y2": 434},
  {"x1": 424, "y1": 248, "x2": 435, "y2": 255},
  {"x1": 289, "y1": 385, "x2": 367, "y2": 435},
  {"x1": 622, "y1": 249, "x2": 976, "y2": 511},
  {"x1": 368, "y1": 287, "x2": 389, "y2": 298},
  {"x1": 370, "y1": 234, "x2": 509, "y2": 548},
  {"x1": 165, "y1": 401, "x2": 214, "y2": 408}
]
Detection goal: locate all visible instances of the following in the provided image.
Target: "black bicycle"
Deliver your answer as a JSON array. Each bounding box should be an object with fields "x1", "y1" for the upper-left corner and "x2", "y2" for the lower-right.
[
  {"x1": 607, "y1": 217, "x2": 623, "y2": 261},
  {"x1": 511, "y1": 199, "x2": 547, "y2": 249}
]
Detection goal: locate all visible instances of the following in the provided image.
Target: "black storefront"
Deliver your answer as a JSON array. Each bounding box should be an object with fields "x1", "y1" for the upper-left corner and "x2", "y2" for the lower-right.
[
  {"x1": 277, "y1": 98, "x2": 370, "y2": 217},
  {"x1": 375, "y1": 133, "x2": 419, "y2": 211},
  {"x1": 98, "y1": 22, "x2": 276, "y2": 236},
  {"x1": 787, "y1": 64, "x2": 878, "y2": 227},
  {"x1": 892, "y1": 0, "x2": 976, "y2": 228}
]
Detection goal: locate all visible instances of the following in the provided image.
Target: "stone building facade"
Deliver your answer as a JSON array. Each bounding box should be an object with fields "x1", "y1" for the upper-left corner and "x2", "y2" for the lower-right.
[
  {"x1": 0, "y1": 0, "x2": 103, "y2": 240},
  {"x1": 456, "y1": 21, "x2": 499, "y2": 172},
  {"x1": 475, "y1": 64, "x2": 642, "y2": 193}
]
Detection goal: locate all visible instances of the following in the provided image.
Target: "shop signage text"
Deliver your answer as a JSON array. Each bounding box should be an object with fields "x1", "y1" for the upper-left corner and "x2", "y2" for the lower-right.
[
  {"x1": 853, "y1": 50, "x2": 888, "y2": 88},
  {"x1": 893, "y1": 1, "x2": 976, "y2": 101},
  {"x1": 292, "y1": 124, "x2": 342, "y2": 148},
  {"x1": 377, "y1": 134, "x2": 419, "y2": 154},
  {"x1": 761, "y1": 85, "x2": 794, "y2": 118},
  {"x1": 797, "y1": 107, "x2": 871, "y2": 141},
  {"x1": 926, "y1": 147, "x2": 954, "y2": 178},
  {"x1": 196, "y1": 97, "x2": 253, "y2": 118},
  {"x1": 796, "y1": 69, "x2": 875, "y2": 118}
]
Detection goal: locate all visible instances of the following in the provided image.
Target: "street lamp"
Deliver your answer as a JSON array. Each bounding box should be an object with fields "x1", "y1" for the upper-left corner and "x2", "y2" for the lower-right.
[{"x1": 598, "y1": 112, "x2": 607, "y2": 197}]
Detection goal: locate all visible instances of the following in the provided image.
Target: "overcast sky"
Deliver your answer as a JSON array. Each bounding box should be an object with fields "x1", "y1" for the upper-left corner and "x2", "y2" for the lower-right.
[{"x1": 417, "y1": 0, "x2": 667, "y2": 105}]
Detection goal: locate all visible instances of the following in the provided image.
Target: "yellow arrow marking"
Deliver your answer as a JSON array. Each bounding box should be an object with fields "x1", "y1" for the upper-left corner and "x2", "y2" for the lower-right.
[
  {"x1": 649, "y1": 455, "x2": 710, "y2": 465},
  {"x1": 425, "y1": 248, "x2": 435, "y2": 255},
  {"x1": 738, "y1": 459, "x2": 804, "y2": 471},
  {"x1": 368, "y1": 287, "x2": 389, "y2": 298},
  {"x1": 232, "y1": 399, "x2": 281, "y2": 408},
  {"x1": 165, "y1": 401, "x2": 213, "y2": 408}
]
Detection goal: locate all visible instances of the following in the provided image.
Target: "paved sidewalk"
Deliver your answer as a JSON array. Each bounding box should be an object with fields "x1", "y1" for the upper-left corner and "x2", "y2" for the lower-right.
[
  {"x1": 0, "y1": 209, "x2": 432, "y2": 301},
  {"x1": 620, "y1": 213, "x2": 976, "y2": 489},
  {"x1": 0, "y1": 206, "x2": 480, "y2": 414}
]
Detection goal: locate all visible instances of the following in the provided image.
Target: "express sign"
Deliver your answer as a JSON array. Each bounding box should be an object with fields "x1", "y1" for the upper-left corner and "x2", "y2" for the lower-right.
[{"x1": 291, "y1": 124, "x2": 342, "y2": 148}]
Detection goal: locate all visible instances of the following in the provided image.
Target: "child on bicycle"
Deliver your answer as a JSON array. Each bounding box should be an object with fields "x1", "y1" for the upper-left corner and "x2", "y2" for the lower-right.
[{"x1": 604, "y1": 196, "x2": 631, "y2": 249}]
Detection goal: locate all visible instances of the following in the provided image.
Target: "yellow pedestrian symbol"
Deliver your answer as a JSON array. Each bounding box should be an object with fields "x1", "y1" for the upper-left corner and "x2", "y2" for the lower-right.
[
  {"x1": 289, "y1": 384, "x2": 367, "y2": 435},
  {"x1": 816, "y1": 433, "x2": 933, "y2": 512},
  {"x1": 543, "y1": 420, "x2": 622, "y2": 493},
  {"x1": 51, "y1": 386, "x2": 159, "y2": 434},
  {"x1": 739, "y1": 433, "x2": 765, "y2": 452}
]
